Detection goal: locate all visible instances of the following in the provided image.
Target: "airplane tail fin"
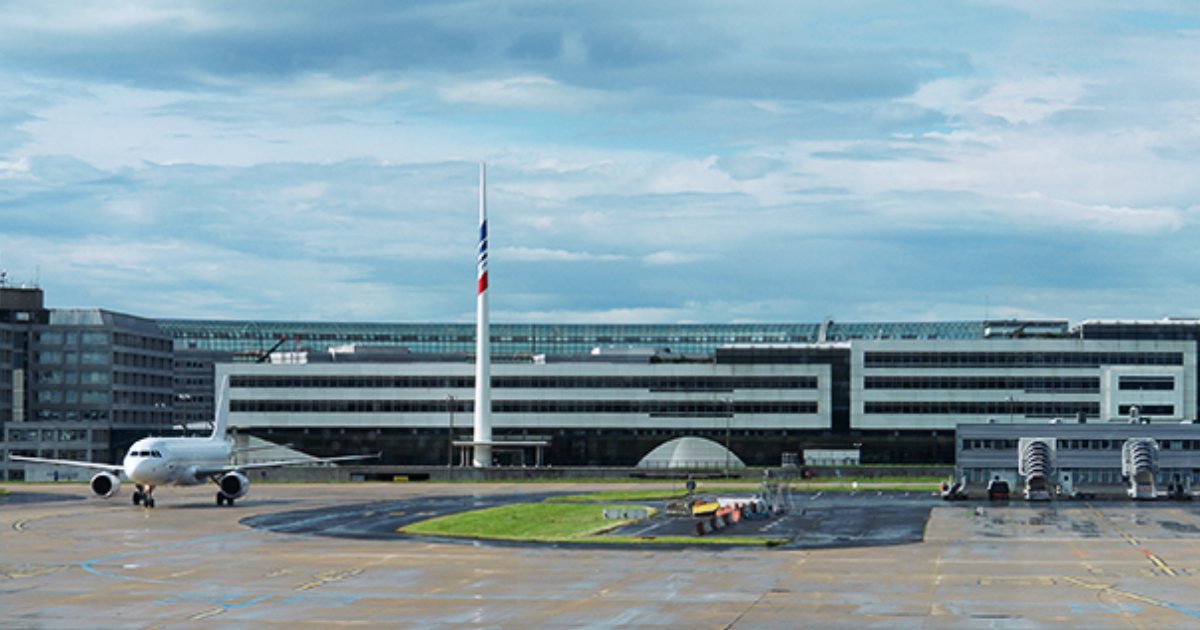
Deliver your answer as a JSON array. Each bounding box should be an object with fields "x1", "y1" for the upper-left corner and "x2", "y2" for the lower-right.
[{"x1": 212, "y1": 377, "x2": 230, "y2": 441}]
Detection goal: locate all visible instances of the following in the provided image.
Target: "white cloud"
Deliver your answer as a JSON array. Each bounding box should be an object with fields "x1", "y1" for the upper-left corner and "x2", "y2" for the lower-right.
[
  {"x1": 439, "y1": 76, "x2": 610, "y2": 112},
  {"x1": 499, "y1": 247, "x2": 625, "y2": 262},
  {"x1": 903, "y1": 75, "x2": 1096, "y2": 125},
  {"x1": 643, "y1": 251, "x2": 706, "y2": 265},
  {"x1": 0, "y1": 157, "x2": 32, "y2": 179},
  {"x1": 971, "y1": 76, "x2": 1097, "y2": 125}
]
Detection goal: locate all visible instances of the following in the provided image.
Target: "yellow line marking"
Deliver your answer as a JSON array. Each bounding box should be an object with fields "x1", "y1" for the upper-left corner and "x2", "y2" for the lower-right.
[
  {"x1": 1058, "y1": 576, "x2": 1164, "y2": 607},
  {"x1": 12, "y1": 519, "x2": 27, "y2": 531},
  {"x1": 296, "y1": 568, "x2": 364, "y2": 591},
  {"x1": 189, "y1": 608, "x2": 225, "y2": 621}
]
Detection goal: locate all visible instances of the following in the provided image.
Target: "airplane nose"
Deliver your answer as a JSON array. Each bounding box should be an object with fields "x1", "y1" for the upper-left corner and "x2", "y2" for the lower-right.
[{"x1": 128, "y1": 459, "x2": 155, "y2": 481}]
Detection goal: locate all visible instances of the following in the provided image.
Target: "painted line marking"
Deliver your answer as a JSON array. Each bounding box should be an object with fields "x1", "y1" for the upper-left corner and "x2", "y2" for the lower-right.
[
  {"x1": 186, "y1": 593, "x2": 275, "y2": 620},
  {"x1": 12, "y1": 519, "x2": 27, "y2": 531},
  {"x1": 1087, "y1": 503, "x2": 1177, "y2": 575},
  {"x1": 189, "y1": 608, "x2": 225, "y2": 621},
  {"x1": 296, "y1": 568, "x2": 364, "y2": 592},
  {"x1": 1055, "y1": 575, "x2": 1199, "y2": 615},
  {"x1": 80, "y1": 531, "x2": 250, "y2": 584}
]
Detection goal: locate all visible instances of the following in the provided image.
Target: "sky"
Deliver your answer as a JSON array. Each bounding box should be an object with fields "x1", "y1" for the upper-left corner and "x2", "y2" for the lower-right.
[{"x1": 1, "y1": 1, "x2": 1199, "y2": 325}]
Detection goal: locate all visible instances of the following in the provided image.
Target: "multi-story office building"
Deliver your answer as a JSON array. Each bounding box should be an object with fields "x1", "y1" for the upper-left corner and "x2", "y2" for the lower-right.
[
  {"x1": 217, "y1": 346, "x2": 831, "y2": 467},
  {"x1": 0, "y1": 287, "x2": 174, "y2": 480},
  {"x1": 7, "y1": 298, "x2": 1200, "y2": 475},
  {"x1": 204, "y1": 332, "x2": 1198, "y2": 467}
]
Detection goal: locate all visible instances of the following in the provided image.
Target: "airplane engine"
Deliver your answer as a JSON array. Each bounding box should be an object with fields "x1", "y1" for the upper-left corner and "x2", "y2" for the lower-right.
[
  {"x1": 89, "y1": 472, "x2": 121, "y2": 498},
  {"x1": 217, "y1": 471, "x2": 249, "y2": 500}
]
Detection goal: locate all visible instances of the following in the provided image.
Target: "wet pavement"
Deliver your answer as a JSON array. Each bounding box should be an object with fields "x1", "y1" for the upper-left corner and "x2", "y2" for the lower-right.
[{"x1": 5, "y1": 482, "x2": 1200, "y2": 627}]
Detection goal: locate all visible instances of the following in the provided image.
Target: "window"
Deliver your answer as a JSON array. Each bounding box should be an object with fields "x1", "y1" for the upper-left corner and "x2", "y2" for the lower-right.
[
  {"x1": 80, "y1": 332, "x2": 109, "y2": 345},
  {"x1": 80, "y1": 352, "x2": 108, "y2": 365},
  {"x1": 1119, "y1": 376, "x2": 1175, "y2": 391}
]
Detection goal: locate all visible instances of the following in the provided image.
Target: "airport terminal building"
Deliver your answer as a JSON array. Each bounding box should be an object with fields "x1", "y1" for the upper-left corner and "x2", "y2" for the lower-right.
[
  {"x1": 4, "y1": 289, "x2": 1200, "y2": 476},
  {"x1": 207, "y1": 334, "x2": 1197, "y2": 467}
]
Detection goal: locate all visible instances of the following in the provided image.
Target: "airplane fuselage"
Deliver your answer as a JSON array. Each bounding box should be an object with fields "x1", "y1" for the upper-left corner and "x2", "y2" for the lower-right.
[{"x1": 123, "y1": 436, "x2": 233, "y2": 487}]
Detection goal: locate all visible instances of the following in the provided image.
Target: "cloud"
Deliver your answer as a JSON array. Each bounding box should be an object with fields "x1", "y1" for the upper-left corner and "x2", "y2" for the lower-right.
[
  {"x1": 439, "y1": 75, "x2": 611, "y2": 112},
  {"x1": 642, "y1": 251, "x2": 706, "y2": 266},
  {"x1": 500, "y1": 247, "x2": 625, "y2": 262},
  {"x1": 4, "y1": 3, "x2": 1200, "y2": 326}
]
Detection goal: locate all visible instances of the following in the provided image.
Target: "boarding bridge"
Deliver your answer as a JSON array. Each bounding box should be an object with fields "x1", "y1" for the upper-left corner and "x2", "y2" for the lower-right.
[
  {"x1": 1122, "y1": 438, "x2": 1159, "y2": 500},
  {"x1": 1018, "y1": 438, "x2": 1056, "y2": 501}
]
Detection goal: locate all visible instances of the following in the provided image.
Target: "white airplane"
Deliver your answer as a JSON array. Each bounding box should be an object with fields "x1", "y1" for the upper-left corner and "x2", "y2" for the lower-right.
[{"x1": 9, "y1": 380, "x2": 376, "y2": 508}]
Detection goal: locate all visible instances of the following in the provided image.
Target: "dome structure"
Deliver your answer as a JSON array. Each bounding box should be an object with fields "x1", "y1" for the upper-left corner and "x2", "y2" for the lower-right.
[{"x1": 636, "y1": 436, "x2": 745, "y2": 470}]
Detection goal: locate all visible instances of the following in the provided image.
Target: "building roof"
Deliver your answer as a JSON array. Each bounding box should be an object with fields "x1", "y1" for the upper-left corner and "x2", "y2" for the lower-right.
[{"x1": 637, "y1": 436, "x2": 746, "y2": 469}]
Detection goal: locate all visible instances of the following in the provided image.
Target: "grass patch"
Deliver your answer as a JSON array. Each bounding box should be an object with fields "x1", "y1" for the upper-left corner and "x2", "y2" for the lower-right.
[
  {"x1": 399, "y1": 502, "x2": 780, "y2": 547},
  {"x1": 545, "y1": 489, "x2": 688, "y2": 503},
  {"x1": 401, "y1": 502, "x2": 642, "y2": 541}
]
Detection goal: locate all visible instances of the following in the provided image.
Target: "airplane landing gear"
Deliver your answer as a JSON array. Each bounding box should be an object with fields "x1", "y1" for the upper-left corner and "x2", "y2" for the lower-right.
[
  {"x1": 141, "y1": 486, "x2": 156, "y2": 508},
  {"x1": 216, "y1": 493, "x2": 236, "y2": 507}
]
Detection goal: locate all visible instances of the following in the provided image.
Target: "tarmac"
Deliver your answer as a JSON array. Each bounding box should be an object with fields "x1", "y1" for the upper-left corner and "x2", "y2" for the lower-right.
[{"x1": 4, "y1": 482, "x2": 1200, "y2": 628}]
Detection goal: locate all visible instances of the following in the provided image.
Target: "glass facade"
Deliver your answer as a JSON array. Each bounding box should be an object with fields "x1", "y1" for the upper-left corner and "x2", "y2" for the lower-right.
[{"x1": 159, "y1": 319, "x2": 998, "y2": 356}]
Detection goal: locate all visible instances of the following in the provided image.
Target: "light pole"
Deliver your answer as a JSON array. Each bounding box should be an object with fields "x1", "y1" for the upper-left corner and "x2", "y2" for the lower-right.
[
  {"x1": 446, "y1": 395, "x2": 456, "y2": 468},
  {"x1": 723, "y1": 397, "x2": 733, "y2": 477}
]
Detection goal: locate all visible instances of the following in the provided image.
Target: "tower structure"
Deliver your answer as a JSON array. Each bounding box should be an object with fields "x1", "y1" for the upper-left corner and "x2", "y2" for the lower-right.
[{"x1": 472, "y1": 163, "x2": 492, "y2": 467}]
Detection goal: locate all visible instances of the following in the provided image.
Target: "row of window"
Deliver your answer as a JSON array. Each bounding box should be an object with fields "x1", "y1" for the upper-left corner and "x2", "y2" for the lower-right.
[
  {"x1": 231, "y1": 399, "x2": 818, "y2": 415},
  {"x1": 864, "y1": 352, "x2": 1183, "y2": 368},
  {"x1": 865, "y1": 402, "x2": 1100, "y2": 415},
  {"x1": 962, "y1": 467, "x2": 1200, "y2": 485},
  {"x1": 35, "y1": 331, "x2": 110, "y2": 346},
  {"x1": 114, "y1": 372, "x2": 173, "y2": 388},
  {"x1": 34, "y1": 351, "x2": 109, "y2": 365},
  {"x1": 7, "y1": 429, "x2": 91, "y2": 442},
  {"x1": 1117, "y1": 405, "x2": 1176, "y2": 416},
  {"x1": 230, "y1": 375, "x2": 819, "y2": 391},
  {"x1": 864, "y1": 376, "x2": 1099, "y2": 392},
  {"x1": 35, "y1": 370, "x2": 111, "y2": 385},
  {"x1": 113, "y1": 353, "x2": 171, "y2": 370},
  {"x1": 35, "y1": 390, "x2": 110, "y2": 404},
  {"x1": 1118, "y1": 376, "x2": 1176, "y2": 390},
  {"x1": 963, "y1": 438, "x2": 1200, "y2": 451},
  {"x1": 35, "y1": 410, "x2": 109, "y2": 421},
  {"x1": 113, "y1": 332, "x2": 172, "y2": 353}
]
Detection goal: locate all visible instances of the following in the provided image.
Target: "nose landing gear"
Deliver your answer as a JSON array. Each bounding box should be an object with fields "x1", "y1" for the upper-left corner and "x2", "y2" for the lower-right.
[{"x1": 133, "y1": 486, "x2": 156, "y2": 508}]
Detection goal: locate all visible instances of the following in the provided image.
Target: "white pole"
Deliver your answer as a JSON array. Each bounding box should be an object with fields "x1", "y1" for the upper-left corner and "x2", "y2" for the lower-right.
[{"x1": 473, "y1": 162, "x2": 493, "y2": 468}]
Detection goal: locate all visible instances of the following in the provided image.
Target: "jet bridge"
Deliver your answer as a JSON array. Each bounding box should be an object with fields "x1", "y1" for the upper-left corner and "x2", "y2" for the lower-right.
[
  {"x1": 1122, "y1": 438, "x2": 1159, "y2": 500},
  {"x1": 1018, "y1": 438, "x2": 1056, "y2": 501}
]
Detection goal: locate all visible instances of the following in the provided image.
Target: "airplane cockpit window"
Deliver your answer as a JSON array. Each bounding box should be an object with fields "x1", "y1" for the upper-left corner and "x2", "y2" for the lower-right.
[{"x1": 151, "y1": 451, "x2": 162, "y2": 458}]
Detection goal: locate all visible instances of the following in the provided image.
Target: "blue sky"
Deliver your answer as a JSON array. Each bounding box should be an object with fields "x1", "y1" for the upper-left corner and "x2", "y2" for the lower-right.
[{"x1": 2, "y1": 1, "x2": 1198, "y2": 323}]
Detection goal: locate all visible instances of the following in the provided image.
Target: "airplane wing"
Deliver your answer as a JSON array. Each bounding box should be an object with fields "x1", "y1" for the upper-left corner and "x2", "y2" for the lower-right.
[
  {"x1": 193, "y1": 453, "x2": 378, "y2": 478},
  {"x1": 9, "y1": 454, "x2": 124, "y2": 473},
  {"x1": 232, "y1": 443, "x2": 294, "y2": 454}
]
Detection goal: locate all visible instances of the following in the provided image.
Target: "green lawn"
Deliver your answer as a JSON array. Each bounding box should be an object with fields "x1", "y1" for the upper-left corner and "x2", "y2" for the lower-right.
[
  {"x1": 545, "y1": 489, "x2": 688, "y2": 503},
  {"x1": 401, "y1": 502, "x2": 643, "y2": 541},
  {"x1": 399, "y1": 501, "x2": 781, "y2": 547}
]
